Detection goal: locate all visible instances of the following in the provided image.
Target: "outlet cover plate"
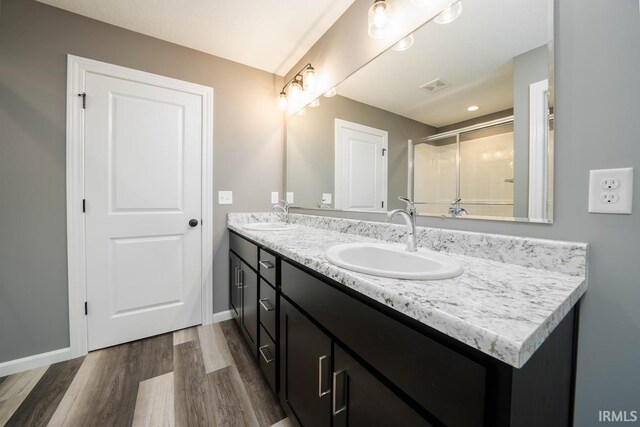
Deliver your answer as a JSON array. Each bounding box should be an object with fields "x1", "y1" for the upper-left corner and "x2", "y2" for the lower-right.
[
  {"x1": 588, "y1": 168, "x2": 633, "y2": 214},
  {"x1": 322, "y1": 193, "x2": 332, "y2": 204},
  {"x1": 271, "y1": 192, "x2": 279, "y2": 203},
  {"x1": 286, "y1": 192, "x2": 294, "y2": 203},
  {"x1": 218, "y1": 191, "x2": 233, "y2": 205}
]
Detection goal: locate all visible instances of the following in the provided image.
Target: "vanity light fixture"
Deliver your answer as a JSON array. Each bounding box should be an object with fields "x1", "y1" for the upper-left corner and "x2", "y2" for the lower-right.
[
  {"x1": 368, "y1": 0, "x2": 390, "y2": 39},
  {"x1": 434, "y1": 0, "x2": 463, "y2": 25},
  {"x1": 393, "y1": 34, "x2": 415, "y2": 51},
  {"x1": 278, "y1": 63, "x2": 316, "y2": 111},
  {"x1": 410, "y1": 0, "x2": 430, "y2": 6},
  {"x1": 323, "y1": 87, "x2": 337, "y2": 97},
  {"x1": 466, "y1": 105, "x2": 480, "y2": 112}
]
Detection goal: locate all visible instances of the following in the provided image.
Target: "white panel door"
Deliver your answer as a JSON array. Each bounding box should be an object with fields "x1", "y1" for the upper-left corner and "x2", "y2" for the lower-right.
[
  {"x1": 84, "y1": 72, "x2": 202, "y2": 351},
  {"x1": 335, "y1": 119, "x2": 388, "y2": 211}
]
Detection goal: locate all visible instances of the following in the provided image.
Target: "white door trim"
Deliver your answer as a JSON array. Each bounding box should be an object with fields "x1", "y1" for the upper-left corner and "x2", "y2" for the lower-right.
[
  {"x1": 334, "y1": 119, "x2": 388, "y2": 211},
  {"x1": 528, "y1": 79, "x2": 549, "y2": 221},
  {"x1": 66, "y1": 55, "x2": 214, "y2": 358}
]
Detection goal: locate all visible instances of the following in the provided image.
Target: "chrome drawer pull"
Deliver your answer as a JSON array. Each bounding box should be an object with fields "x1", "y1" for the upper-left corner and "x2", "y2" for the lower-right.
[
  {"x1": 259, "y1": 298, "x2": 275, "y2": 312},
  {"x1": 318, "y1": 355, "x2": 331, "y2": 397},
  {"x1": 259, "y1": 260, "x2": 274, "y2": 270},
  {"x1": 332, "y1": 370, "x2": 347, "y2": 415},
  {"x1": 238, "y1": 269, "x2": 244, "y2": 288},
  {"x1": 259, "y1": 345, "x2": 274, "y2": 363}
]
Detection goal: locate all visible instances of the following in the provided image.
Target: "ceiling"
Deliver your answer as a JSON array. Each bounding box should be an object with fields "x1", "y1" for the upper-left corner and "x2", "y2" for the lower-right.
[
  {"x1": 337, "y1": 0, "x2": 551, "y2": 127},
  {"x1": 36, "y1": 0, "x2": 355, "y2": 75}
]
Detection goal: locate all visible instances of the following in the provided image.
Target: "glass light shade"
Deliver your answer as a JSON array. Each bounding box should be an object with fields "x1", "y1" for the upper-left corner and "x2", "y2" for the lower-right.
[
  {"x1": 310, "y1": 98, "x2": 320, "y2": 108},
  {"x1": 323, "y1": 87, "x2": 337, "y2": 97},
  {"x1": 289, "y1": 79, "x2": 302, "y2": 104},
  {"x1": 368, "y1": 0, "x2": 389, "y2": 39},
  {"x1": 278, "y1": 92, "x2": 288, "y2": 111},
  {"x1": 434, "y1": 0, "x2": 462, "y2": 24},
  {"x1": 303, "y1": 66, "x2": 316, "y2": 91},
  {"x1": 410, "y1": 0, "x2": 429, "y2": 6},
  {"x1": 392, "y1": 34, "x2": 414, "y2": 51}
]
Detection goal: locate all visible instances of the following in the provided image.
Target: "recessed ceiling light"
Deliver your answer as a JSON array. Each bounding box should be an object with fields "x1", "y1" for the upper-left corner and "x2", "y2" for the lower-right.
[
  {"x1": 466, "y1": 105, "x2": 479, "y2": 112},
  {"x1": 323, "y1": 87, "x2": 337, "y2": 97},
  {"x1": 434, "y1": 0, "x2": 463, "y2": 25},
  {"x1": 392, "y1": 34, "x2": 414, "y2": 52}
]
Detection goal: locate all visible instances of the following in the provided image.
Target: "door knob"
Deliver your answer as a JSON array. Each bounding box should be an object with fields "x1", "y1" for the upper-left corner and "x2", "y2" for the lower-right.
[{"x1": 189, "y1": 219, "x2": 199, "y2": 227}]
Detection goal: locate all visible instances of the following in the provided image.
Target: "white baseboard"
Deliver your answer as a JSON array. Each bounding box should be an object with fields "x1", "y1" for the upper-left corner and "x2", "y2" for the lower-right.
[
  {"x1": 212, "y1": 310, "x2": 233, "y2": 323},
  {"x1": 0, "y1": 347, "x2": 71, "y2": 377}
]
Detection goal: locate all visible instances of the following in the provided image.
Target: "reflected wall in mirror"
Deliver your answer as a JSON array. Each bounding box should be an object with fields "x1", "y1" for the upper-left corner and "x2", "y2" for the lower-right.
[{"x1": 286, "y1": 0, "x2": 554, "y2": 222}]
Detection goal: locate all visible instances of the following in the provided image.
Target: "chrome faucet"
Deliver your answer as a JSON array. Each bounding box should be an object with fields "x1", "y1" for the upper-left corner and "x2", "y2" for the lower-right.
[
  {"x1": 387, "y1": 197, "x2": 417, "y2": 252},
  {"x1": 272, "y1": 200, "x2": 290, "y2": 221},
  {"x1": 448, "y1": 198, "x2": 467, "y2": 217},
  {"x1": 317, "y1": 201, "x2": 331, "y2": 209}
]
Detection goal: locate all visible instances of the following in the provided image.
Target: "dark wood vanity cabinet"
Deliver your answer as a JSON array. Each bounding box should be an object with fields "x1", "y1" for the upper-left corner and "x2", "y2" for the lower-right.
[
  {"x1": 229, "y1": 230, "x2": 578, "y2": 427},
  {"x1": 229, "y1": 231, "x2": 281, "y2": 394}
]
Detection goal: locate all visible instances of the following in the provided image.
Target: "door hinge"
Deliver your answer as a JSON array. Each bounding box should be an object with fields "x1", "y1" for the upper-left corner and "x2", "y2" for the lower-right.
[
  {"x1": 82, "y1": 199, "x2": 86, "y2": 213},
  {"x1": 78, "y1": 92, "x2": 86, "y2": 109},
  {"x1": 84, "y1": 302, "x2": 88, "y2": 315},
  {"x1": 382, "y1": 148, "x2": 386, "y2": 156}
]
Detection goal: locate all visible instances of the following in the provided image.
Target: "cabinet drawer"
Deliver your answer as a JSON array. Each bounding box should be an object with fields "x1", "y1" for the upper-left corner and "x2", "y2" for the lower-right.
[
  {"x1": 258, "y1": 324, "x2": 277, "y2": 392},
  {"x1": 258, "y1": 249, "x2": 277, "y2": 286},
  {"x1": 282, "y1": 261, "x2": 487, "y2": 427},
  {"x1": 259, "y1": 279, "x2": 277, "y2": 340},
  {"x1": 230, "y1": 231, "x2": 258, "y2": 268}
]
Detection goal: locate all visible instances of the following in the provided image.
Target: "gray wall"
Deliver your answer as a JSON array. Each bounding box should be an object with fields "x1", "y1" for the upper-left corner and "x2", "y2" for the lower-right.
[
  {"x1": 289, "y1": 0, "x2": 640, "y2": 425},
  {"x1": 513, "y1": 45, "x2": 549, "y2": 217},
  {"x1": 287, "y1": 95, "x2": 435, "y2": 210},
  {"x1": 0, "y1": 0, "x2": 284, "y2": 363}
]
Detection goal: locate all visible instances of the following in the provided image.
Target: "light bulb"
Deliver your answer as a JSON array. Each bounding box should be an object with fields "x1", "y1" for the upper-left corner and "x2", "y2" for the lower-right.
[
  {"x1": 278, "y1": 91, "x2": 287, "y2": 111},
  {"x1": 392, "y1": 34, "x2": 414, "y2": 51},
  {"x1": 323, "y1": 87, "x2": 337, "y2": 97},
  {"x1": 368, "y1": 0, "x2": 389, "y2": 39},
  {"x1": 303, "y1": 66, "x2": 316, "y2": 91},
  {"x1": 310, "y1": 98, "x2": 320, "y2": 108},
  {"x1": 434, "y1": 0, "x2": 462, "y2": 25},
  {"x1": 289, "y1": 78, "x2": 302, "y2": 104}
]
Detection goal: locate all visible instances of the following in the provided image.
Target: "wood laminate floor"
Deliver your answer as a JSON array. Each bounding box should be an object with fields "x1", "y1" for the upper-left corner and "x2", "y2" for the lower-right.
[{"x1": 0, "y1": 320, "x2": 289, "y2": 427}]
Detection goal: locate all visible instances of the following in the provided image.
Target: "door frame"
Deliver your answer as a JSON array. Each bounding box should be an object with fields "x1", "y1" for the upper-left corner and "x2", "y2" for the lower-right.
[
  {"x1": 334, "y1": 119, "x2": 388, "y2": 211},
  {"x1": 66, "y1": 55, "x2": 214, "y2": 358}
]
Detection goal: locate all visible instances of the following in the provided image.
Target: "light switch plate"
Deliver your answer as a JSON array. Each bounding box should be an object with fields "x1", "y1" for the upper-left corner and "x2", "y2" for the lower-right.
[
  {"x1": 271, "y1": 192, "x2": 279, "y2": 203},
  {"x1": 286, "y1": 192, "x2": 294, "y2": 203},
  {"x1": 588, "y1": 168, "x2": 633, "y2": 214},
  {"x1": 218, "y1": 191, "x2": 233, "y2": 205},
  {"x1": 322, "y1": 193, "x2": 332, "y2": 204}
]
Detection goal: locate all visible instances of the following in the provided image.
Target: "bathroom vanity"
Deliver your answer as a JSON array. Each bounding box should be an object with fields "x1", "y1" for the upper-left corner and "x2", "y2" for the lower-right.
[{"x1": 227, "y1": 213, "x2": 587, "y2": 427}]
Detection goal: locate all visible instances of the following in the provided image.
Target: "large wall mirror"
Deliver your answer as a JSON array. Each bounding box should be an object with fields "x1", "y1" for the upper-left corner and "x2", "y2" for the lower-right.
[{"x1": 286, "y1": 0, "x2": 554, "y2": 223}]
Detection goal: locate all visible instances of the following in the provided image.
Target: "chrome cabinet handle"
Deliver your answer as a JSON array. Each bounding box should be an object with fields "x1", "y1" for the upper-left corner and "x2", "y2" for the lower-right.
[
  {"x1": 332, "y1": 370, "x2": 347, "y2": 415},
  {"x1": 259, "y1": 345, "x2": 274, "y2": 363},
  {"x1": 259, "y1": 260, "x2": 274, "y2": 270},
  {"x1": 259, "y1": 298, "x2": 275, "y2": 312},
  {"x1": 234, "y1": 267, "x2": 239, "y2": 287},
  {"x1": 238, "y1": 269, "x2": 244, "y2": 288},
  {"x1": 318, "y1": 355, "x2": 331, "y2": 397}
]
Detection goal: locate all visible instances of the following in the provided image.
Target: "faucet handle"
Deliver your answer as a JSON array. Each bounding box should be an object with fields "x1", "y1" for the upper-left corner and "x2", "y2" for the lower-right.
[{"x1": 398, "y1": 196, "x2": 417, "y2": 214}]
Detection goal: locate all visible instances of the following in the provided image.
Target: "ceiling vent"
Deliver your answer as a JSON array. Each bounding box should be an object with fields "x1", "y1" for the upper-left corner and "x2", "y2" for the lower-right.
[{"x1": 420, "y1": 78, "x2": 451, "y2": 93}]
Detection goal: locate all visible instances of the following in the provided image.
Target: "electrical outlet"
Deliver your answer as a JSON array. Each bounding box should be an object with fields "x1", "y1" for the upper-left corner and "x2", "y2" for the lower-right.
[
  {"x1": 322, "y1": 193, "x2": 332, "y2": 204},
  {"x1": 271, "y1": 192, "x2": 279, "y2": 204},
  {"x1": 218, "y1": 191, "x2": 233, "y2": 205},
  {"x1": 600, "y1": 178, "x2": 620, "y2": 190},
  {"x1": 588, "y1": 168, "x2": 633, "y2": 214},
  {"x1": 286, "y1": 192, "x2": 294, "y2": 203}
]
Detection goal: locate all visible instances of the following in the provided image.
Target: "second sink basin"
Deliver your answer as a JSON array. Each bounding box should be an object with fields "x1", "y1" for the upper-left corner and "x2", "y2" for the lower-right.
[
  {"x1": 243, "y1": 222, "x2": 298, "y2": 231},
  {"x1": 325, "y1": 243, "x2": 463, "y2": 280}
]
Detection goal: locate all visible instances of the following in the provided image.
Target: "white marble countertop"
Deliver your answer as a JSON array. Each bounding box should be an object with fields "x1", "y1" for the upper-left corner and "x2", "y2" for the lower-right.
[{"x1": 227, "y1": 214, "x2": 587, "y2": 368}]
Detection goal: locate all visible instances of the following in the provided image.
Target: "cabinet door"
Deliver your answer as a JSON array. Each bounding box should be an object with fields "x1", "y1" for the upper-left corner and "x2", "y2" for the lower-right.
[
  {"x1": 229, "y1": 252, "x2": 241, "y2": 318},
  {"x1": 281, "y1": 300, "x2": 332, "y2": 427},
  {"x1": 333, "y1": 344, "x2": 431, "y2": 427},
  {"x1": 240, "y1": 260, "x2": 258, "y2": 349}
]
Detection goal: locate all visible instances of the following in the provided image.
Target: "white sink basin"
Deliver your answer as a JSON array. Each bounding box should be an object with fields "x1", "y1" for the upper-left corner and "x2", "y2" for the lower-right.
[
  {"x1": 243, "y1": 222, "x2": 298, "y2": 231},
  {"x1": 325, "y1": 243, "x2": 463, "y2": 280}
]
